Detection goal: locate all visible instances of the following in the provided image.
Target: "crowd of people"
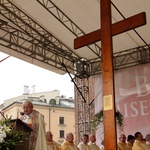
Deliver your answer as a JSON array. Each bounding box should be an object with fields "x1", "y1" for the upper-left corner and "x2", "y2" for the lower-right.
[
  {"x1": 20, "y1": 100, "x2": 150, "y2": 150},
  {"x1": 118, "y1": 132, "x2": 150, "y2": 150},
  {"x1": 20, "y1": 100, "x2": 101, "y2": 150}
]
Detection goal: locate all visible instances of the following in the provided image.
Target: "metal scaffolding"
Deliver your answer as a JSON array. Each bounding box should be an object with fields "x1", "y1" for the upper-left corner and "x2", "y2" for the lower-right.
[{"x1": 74, "y1": 77, "x2": 95, "y2": 143}]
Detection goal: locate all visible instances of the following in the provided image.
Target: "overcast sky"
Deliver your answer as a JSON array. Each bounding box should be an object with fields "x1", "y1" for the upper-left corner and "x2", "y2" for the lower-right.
[{"x1": 0, "y1": 52, "x2": 74, "y2": 105}]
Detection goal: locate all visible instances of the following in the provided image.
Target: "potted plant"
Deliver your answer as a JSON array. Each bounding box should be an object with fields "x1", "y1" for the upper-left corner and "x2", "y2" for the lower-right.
[{"x1": 0, "y1": 116, "x2": 28, "y2": 150}]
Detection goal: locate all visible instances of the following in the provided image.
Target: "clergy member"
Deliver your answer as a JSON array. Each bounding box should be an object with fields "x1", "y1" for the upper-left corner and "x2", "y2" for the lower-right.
[
  {"x1": 46, "y1": 131, "x2": 59, "y2": 150},
  {"x1": 60, "y1": 132, "x2": 79, "y2": 150},
  {"x1": 21, "y1": 100, "x2": 47, "y2": 150}
]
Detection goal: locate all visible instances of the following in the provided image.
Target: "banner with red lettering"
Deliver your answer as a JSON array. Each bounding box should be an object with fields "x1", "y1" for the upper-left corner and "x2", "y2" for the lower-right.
[{"x1": 94, "y1": 63, "x2": 150, "y2": 142}]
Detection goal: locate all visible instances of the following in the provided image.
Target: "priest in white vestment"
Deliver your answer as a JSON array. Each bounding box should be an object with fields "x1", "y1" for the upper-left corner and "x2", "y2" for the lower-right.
[{"x1": 21, "y1": 100, "x2": 47, "y2": 150}]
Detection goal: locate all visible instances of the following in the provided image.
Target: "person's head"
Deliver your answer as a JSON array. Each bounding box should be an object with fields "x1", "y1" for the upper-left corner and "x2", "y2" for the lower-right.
[
  {"x1": 89, "y1": 134, "x2": 96, "y2": 143},
  {"x1": 46, "y1": 131, "x2": 53, "y2": 142},
  {"x1": 22, "y1": 100, "x2": 33, "y2": 115},
  {"x1": 81, "y1": 134, "x2": 89, "y2": 144},
  {"x1": 119, "y1": 134, "x2": 126, "y2": 143},
  {"x1": 127, "y1": 135, "x2": 135, "y2": 145},
  {"x1": 145, "y1": 134, "x2": 150, "y2": 142},
  {"x1": 134, "y1": 132, "x2": 143, "y2": 142},
  {"x1": 66, "y1": 133, "x2": 74, "y2": 143}
]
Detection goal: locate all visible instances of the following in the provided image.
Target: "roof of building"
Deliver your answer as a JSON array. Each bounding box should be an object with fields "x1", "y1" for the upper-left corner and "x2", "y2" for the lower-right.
[
  {"x1": 1, "y1": 90, "x2": 74, "y2": 110},
  {"x1": 2, "y1": 97, "x2": 74, "y2": 111}
]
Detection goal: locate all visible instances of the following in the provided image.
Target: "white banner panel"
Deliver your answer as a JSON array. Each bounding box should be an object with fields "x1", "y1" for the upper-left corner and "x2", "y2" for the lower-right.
[{"x1": 94, "y1": 63, "x2": 150, "y2": 143}]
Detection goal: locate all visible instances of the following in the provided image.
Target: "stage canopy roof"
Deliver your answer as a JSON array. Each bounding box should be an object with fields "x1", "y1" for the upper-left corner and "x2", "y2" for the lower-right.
[{"x1": 0, "y1": 0, "x2": 150, "y2": 76}]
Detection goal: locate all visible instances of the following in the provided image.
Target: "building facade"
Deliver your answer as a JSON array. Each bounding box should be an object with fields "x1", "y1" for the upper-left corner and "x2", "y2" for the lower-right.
[{"x1": 1, "y1": 90, "x2": 75, "y2": 145}]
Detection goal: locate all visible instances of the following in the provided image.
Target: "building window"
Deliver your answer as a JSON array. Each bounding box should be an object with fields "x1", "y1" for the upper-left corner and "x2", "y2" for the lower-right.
[
  {"x1": 60, "y1": 130, "x2": 64, "y2": 138},
  {"x1": 59, "y1": 117, "x2": 64, "y2": 124}
]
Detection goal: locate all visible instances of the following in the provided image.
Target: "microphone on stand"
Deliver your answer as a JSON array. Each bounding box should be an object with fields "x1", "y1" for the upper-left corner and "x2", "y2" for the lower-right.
[
  {"x1": 20, "y1": 112, "x2": 24, "y2": 116},
  {"x1": 17, "y1": 109, "x2": 24, "y2": 119}
]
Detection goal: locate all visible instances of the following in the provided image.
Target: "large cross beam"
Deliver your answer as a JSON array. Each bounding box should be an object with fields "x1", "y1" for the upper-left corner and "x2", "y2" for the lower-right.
[
  {"x1": 74, "y1": 0, "x2": 146, "y2": 150},
  {"x1": 74, "y1": 12, "x2": 146, "y2": 49}
]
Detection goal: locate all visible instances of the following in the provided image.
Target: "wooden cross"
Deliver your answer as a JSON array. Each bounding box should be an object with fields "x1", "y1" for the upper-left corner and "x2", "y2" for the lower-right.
[{"x1": 74, "y1": 0, "x2": 146, "y2": 150}]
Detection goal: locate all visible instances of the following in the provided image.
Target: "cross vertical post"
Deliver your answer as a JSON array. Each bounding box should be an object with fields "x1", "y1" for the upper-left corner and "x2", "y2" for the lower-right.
[{"x1": 101, "y1": 0, "x2": 117, "y2": 149}]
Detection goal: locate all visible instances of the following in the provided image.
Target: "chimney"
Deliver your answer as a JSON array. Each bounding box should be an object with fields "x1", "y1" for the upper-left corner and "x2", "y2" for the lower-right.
[
  {"x1": 23, "y1": 85, "x2": 30, "y2": 94},
  {"x1": 31, "y1": 85, "x2": 36, "y2": 93}
]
